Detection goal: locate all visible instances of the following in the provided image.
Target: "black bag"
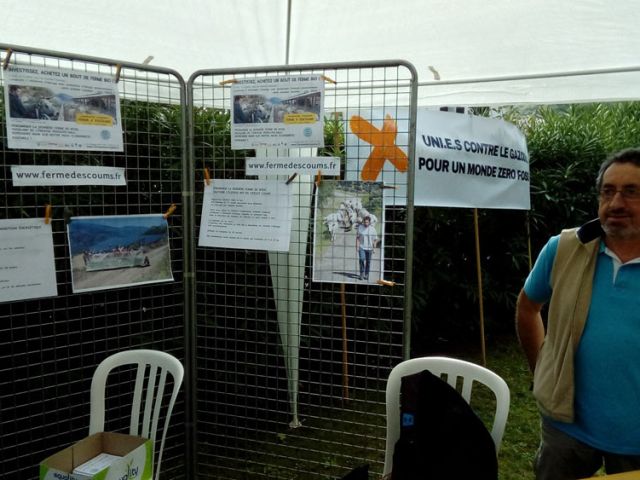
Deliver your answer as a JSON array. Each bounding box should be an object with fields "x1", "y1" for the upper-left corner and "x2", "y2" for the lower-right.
[{"x1": 391, "y1": 370, "x2": 498, "y2": 480}]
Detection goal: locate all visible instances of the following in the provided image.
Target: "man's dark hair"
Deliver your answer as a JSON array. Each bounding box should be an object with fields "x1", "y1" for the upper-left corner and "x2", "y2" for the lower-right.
[
  {"x1": 9, "y1": 85, "x2": 18, "y2": 93},
  {"x1": 364, "y1": 215, "x2": 371, "y2": 222},
  {"x1": 596, "y1": 148, "x2": 640, "y2": 190}
]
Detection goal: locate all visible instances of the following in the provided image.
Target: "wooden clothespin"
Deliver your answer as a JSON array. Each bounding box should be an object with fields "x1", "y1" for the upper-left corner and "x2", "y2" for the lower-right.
[
  {"x1": 163, "y1": 204, "x2": 177, "y2": 219},
  {"x1": 219, "y1": 78, "x2": 238, "y2": 86},
  {"x1": 204, "y1": 167, "x2": 211, "y2": 186},
  {"x1": 114, "y1": 64, "x2": 122, "y2": 83},
  {"x1": 315, "y1": 169, "x2": 322, "y2": 187},
  {"x1": 44, "y1": 204, "x2": 52, "y2": 224},
  {"x1": 3, "y1": 48, "x2": 13, "y2": 70},
  {"x1": 428, "y1": 65, "x2": 441, "y2": 81},
  {"x1": 377, "y1": 279, "x2": 395, "y2": 287},
  {"x1": 321, "y1": 75, "x2": 337, "y2": 84},
  {"x1": 382, "y1": 185, "x2": 397, "y2": 190},
  {"x1": 286, "y1": 172, "x2": 298, "y2": 185}
]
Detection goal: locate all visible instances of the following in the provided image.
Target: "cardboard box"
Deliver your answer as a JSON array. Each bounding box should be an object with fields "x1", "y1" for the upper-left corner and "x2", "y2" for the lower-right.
[{"x1": 40, "y1": 432, "x2": 153, "y2": 480}]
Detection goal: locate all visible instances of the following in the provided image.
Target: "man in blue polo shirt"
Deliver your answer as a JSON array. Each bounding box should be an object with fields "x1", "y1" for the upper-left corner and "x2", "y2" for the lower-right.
[{"x1": 516, "y1": 148, "x2": 640, "y2": 480}]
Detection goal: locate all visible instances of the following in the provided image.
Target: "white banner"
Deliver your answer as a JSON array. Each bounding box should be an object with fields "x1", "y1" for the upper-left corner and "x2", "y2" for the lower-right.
[
  {"x1": 231, "y1": 74, "x2": 324, "y2": 150},
  {"x1": 0, "y1": 218, "x2": 58, "y2": 303},
  {"x1": 11, "y1": 165, "x2": 126, "y2": 186},
  {"x1": 198, "y1": 180, "x2": 293, "y2": 252},
  {"x1": 415, "y1": 109, "x2": 529, "y2": 209},
  {"x1": 4, "y1": 65, "x2": 123, "y2": 151},
  {"x1": 346, "y1": 108, "x2": 529, "y2": 209},
  {"x1": 246, "y1": 156, "x2": 339, "y2": 176}
]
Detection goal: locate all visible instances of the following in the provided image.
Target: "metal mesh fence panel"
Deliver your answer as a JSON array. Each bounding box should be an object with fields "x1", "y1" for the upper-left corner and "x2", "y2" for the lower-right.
[
  {"x1": 190, "y1": 62, "x2": 416, "y2": 479},
  {"x1": 0, "y1": 45, "x2": 188, "y2": 480}
]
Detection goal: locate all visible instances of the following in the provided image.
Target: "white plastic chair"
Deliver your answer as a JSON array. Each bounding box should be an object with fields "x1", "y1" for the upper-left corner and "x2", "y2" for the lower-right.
[
  {"x1": 89, "y1": 349, "x2": 184, "y2": 480},
  {"x1": 383, "y1": 356, "x2": 510, "y2": 477}
]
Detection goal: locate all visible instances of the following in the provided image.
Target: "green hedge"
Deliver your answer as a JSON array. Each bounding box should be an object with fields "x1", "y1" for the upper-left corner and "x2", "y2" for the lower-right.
[{"x1": 411, "y1": 102, "x2": 640, "y2": 353}]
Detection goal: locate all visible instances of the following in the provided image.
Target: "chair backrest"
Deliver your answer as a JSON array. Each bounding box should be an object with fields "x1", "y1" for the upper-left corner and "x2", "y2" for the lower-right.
[
  {"x1": 383, "y1": 356, "x2": 510, "y2": 477},
  {"x1": 89, "y1": 349, "x2": 184, "y2": 480}
]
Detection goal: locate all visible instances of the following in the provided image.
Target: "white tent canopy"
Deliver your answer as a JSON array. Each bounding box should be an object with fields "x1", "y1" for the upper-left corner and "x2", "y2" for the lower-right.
[{"x1": 3, "y1": 0, "x2": 640, "y2": 106}]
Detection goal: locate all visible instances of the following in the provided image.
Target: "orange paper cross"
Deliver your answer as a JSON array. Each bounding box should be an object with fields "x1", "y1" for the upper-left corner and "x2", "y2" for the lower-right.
[{"x1": 350, "y1": 114, "x2": 409, "y2": 181}]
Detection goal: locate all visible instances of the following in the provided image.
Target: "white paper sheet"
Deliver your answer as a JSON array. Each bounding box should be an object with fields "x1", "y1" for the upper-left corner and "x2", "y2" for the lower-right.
[{"x1": 0, "y1": 218, "x2": 57, "y2": 303}]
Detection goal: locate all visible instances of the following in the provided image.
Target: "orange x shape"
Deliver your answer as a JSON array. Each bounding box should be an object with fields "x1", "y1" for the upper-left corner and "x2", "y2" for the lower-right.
[{"x1": 350, "y1": 114, "x2": 409, "y2": 181}]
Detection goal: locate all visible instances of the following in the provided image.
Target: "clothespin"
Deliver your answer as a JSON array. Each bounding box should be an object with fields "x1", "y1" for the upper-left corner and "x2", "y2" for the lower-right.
[
  {"x1": 3, "y1": 48, "x2": 13, "y2": 70},
  {"x1": 44, "y1": 204, "x2": 52, "y2": 224},
  {"x1": 204, "y1": 167, "x2": 211, "y2": 186},
  {"x1": 163, "y1": 204, "x2": 177, "y2": 219},
  {"x1": 286, "y1": 172, "x2": 298, "y2": 185},
  {"x1": 428, "y1": 65, "x2": 441, "y2": 81},
  {"x1": 315, "y1": 169, "x2": 322, "y2": 187},
  {"x1": 114, "y1": 64, "x2": 122, "y2": 83},
  {"x1": 219, "y1": 78, "x2": 238, "y2": 86},
  {"x1": 321, "y1": 75, "x2": 337, "y2": 84},
  {"x1": 377, "y1": 279, "x2": 395, "y2": 287},
  {"x1": 382, "y1": 185, "x2": 397, "y2": 190}
]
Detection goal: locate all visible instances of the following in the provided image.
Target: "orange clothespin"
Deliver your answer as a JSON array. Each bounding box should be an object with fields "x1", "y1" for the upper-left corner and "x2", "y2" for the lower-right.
[
  {"x1": 377, "y1": 279, "x2": 395, "y2": 287},
  {"x1": 3, "y1": 48, "x2": 13, "y2": 70},
  {"x1": 163, "y1": 204, "x2": 177, "y2": 219},
  {"x1": 315, "y1": 169, "x2": 322, "y2": 187},
  {"x1": 44, "y1": 204, "x2": 52, "y2": 224},
  {"x1": 114, "y1": 64, "x2": 122, "y2": 83},
  {"x1": 219, "y1": 78, "x2": 238, "y2": 86},
  {"x1": 286, "y1": 172, "x2": 298, "y2": 185},
  {"x1": 321, "y1": 75, "x2": 337, "y2": 84},
  {"x1": 204, "y1": 167, "x2": 211, "y2": 186}
]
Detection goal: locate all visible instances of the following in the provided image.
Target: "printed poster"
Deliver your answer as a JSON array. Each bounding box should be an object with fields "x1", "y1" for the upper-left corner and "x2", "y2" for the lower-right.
[
  {"x1": 312, "y1": 181, "x2": 384, "y2": 285},
  {"x1": 0, "y1": 218, "x2": 58, "y2": 303},
  {"x1": 345, "y1": 108, "x2": 530, "y2": 209},
  {"x1": 67, "y1": 215, "x2": 173, "y2": 293},
  {"x1": 3, "y1": 65, "x2": 123, "y2": 151},
  {"x1": 231, "y1": 74, "x2": 324, "y2": 150},
  {"x1": 198, "y1": 179, "x2": 293, "y2": 252}
]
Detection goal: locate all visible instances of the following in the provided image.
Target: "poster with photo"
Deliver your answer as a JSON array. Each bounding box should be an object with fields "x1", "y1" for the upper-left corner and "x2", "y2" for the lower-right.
[
  {"x1": 67, "y1": 215, "x2": 173, "y2": 293},
  {"x1": 231, "y1": 74, "x2": 324, "y2": 150},
  {"x1": 312, "y1": 181, "x2": 384, "y2": 285},
  {"x1": 0, "y1": 218, "x2": 58, "y2": 303},
  {"x1": 3, "y1": 65, "x2": 123, "y2": 151}
]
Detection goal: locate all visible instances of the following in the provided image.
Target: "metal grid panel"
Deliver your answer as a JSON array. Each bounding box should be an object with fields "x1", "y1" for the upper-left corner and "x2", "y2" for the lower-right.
[
  {"x1": 190, "y1": 62, "x2": 416, "y2": 479},
  {"x1": 0, "y1": 46, "x2": 188, "y2": 480}
]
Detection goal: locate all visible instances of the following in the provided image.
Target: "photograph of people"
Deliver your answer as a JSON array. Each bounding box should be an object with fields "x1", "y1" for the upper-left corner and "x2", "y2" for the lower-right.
[
  {"x1": 312, "y1": 181, "x2": 384, "y2": 285},
  {"x1": 8, "y1": 85, "x2": 36, "y2": 119},
  {"x1": 67, "y1": 214, "x2": 174, "y2": 293},
  {"x1": 7, "y1": 84, "x2": 62, "y2": 120}
]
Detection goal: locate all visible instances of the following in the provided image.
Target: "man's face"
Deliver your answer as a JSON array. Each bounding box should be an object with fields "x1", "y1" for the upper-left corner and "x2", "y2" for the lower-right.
[
  {"x1": 364, "y1": 218, "x2": 370, "y2": 227},
  {"x1": 598, "y1": 162, "x2": 640, "y2": 241}
]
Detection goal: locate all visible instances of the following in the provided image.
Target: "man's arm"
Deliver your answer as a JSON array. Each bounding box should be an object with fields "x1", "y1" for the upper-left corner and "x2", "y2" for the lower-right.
[{"x1": 515, "y1": 288, "x2": 545, "y2": 373}]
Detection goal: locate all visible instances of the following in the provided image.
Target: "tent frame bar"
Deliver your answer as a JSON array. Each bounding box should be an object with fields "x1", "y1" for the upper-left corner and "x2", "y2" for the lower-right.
[{"x1": 418, "y1": 64, "x2": 640, "y2": 87}]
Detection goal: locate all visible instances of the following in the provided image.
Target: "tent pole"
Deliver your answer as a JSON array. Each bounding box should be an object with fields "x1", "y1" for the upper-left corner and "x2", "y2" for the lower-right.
[{"x1": 285, "y1": 0, "x2": 292, "y2": 65}]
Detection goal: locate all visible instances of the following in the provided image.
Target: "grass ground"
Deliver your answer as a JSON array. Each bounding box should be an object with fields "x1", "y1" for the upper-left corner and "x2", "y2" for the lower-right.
[
  {"x1": 475, "y1": 336, "x2": 539, "y2": 480},
  {"x1": 207, "y1": 335, "x2": 542, "y2": 479}
]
